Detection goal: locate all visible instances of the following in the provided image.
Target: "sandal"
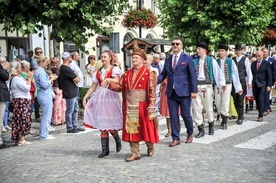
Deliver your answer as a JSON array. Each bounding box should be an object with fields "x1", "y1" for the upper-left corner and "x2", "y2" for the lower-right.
[
  {"x1": 30, "y1": 129, "x2": 39, "y2": 137},
  {"x1": 18, "y1": 140, "x2": 32, "y2": 145}
]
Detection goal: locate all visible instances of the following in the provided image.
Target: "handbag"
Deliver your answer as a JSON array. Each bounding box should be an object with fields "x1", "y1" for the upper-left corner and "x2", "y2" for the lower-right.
[
  {"x1": 8, "y1": 102, "x2": 13, "y2": 113},
  {"x1": 8, "y1": 76, "x2": 16, "y2": 113}
]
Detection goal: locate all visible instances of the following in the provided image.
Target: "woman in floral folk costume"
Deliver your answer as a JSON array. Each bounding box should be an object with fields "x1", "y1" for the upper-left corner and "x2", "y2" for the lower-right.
[{"x1": 82, "y1": 50, "x2": 123, "y2": 158}]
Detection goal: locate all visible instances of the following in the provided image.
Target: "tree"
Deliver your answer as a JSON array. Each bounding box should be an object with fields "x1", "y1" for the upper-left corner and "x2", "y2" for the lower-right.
[
  {"x1": 262, "y1": 0, "x2": 276, "y2": 46},
  {"x1": 156, "y1": 0, "x2": 274, "y2": 50},
  {"x1": 0, "y1": 0, "x2": 129, "y2": 51}
]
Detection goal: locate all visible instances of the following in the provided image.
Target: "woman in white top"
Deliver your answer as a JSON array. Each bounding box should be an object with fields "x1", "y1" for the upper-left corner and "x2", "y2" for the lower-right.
[
  {"x1": 84, "y1": 55, "x2": 96, "y2": 88},
  {"x1": 9, "y1": 61, "x2": 34, "y2": 145},
  {"x1": 83, "y1": 50, "x2": 122, "y2": 158}
]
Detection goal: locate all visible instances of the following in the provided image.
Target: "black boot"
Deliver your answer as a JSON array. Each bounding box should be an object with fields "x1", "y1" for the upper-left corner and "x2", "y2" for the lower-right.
[
  {"x1": 249, "y1": 101, "x2": 253, "y2": 111},
  {"x1": 221, "y1": 115, "x2": 228, "y2": 130},
  {"x1": 195, "y1": 124, "x2": 205, "y2": 138},
  {"x1": 237, "y1": 108, "x2": 243, "y2": 125},
  {"x1": 98, "y1": 138, "x2": 110, "y2": 158},
  {"x1": 114, "y1": 135, "x2": 122, "y2": 152},
  {"x1": 245, "y1": 104, "x2": 249, "y2": 113},
  {"x1": 208, "y1": 122, "x2": 214, "y2": 135}
]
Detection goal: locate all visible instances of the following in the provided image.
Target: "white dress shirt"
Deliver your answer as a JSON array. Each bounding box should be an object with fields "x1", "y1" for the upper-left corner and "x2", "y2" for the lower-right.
[
  {"x1": 219, "y1": 58, "x2": 242, "y2": 93},
  {"x1": 69, "y1": 60, "x2": 84, "y2": 87},
  {"x1": 235, "y1": 56, "x2": 253, "y2": 85},
  {"x1": 198, "y1": 57, "x2": 226, "y2": 88}
]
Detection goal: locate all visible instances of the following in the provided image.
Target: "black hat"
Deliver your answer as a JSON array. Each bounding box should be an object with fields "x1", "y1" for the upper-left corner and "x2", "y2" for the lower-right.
[
  {"x1": 234, "y1": 44, "x2": 244, "y2": 50},
  {"x1": 197, "y1": 42, "x2": 208, "y2": 50},
  {"x1": 218, "y1": 44, "x2": 229, "y2": 51}
]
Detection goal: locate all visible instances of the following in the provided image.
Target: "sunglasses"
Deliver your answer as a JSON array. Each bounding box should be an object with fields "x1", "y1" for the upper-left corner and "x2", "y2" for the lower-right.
[{"x1": 171, "y1": 43, "x2": 180, "y2": 46}]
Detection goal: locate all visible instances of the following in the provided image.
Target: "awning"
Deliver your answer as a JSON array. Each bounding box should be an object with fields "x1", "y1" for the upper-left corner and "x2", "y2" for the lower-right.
[{"x1": 122, "y1": 38, "x2": 172, "y2": 54}]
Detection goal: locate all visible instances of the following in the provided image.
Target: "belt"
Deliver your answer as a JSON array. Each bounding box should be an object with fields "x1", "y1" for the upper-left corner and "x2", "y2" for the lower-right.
[{"x1": 197, "y1": 80, "x2": 211, "y2": 85}]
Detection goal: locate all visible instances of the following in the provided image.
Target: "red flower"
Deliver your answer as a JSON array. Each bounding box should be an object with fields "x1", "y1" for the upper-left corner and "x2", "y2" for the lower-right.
[
  {"x1": 263, "y1": 29, "x2": 276, "y2": 40},
  {"x1": 122, "y1": 8, "x2": 157, "y2": 29}
]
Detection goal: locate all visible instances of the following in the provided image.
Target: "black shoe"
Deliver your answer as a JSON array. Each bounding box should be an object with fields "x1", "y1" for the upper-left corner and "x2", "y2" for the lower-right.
[
  {"x1": 0, "y1": 143, "x2": 10, "y2": 149},
  {"x1": 237, "y1": 119, "x2": 243, "y2": 125},
  {"x1": 77, "y1": 127, "x2": 85, "y2": 131},
  {"x1": 67, "y1": 129, "x2": 79, "y2": 133},
  {"x1": 222, "y1": 122, "x2": 227, "y2": 130}
]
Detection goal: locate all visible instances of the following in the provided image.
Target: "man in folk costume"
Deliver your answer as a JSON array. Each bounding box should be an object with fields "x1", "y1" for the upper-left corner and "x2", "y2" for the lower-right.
[
  {"x1": 193, "y1": 42, "x2": 226, "y2": 138},
  {"x1": 215, "y1": 44, "x2": 243, "y2": 130},
  {"x1": 232, "y1": 44, "x2": 252, "y2": 125},
  {"x1": 105, "y1": 44, "x2": 159, "y2": 162}
]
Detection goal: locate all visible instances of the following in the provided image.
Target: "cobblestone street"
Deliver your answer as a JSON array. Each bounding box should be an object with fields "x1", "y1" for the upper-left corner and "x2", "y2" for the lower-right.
[{"x1": 0, "y1": 104, "x2": 275, "y2": 183}]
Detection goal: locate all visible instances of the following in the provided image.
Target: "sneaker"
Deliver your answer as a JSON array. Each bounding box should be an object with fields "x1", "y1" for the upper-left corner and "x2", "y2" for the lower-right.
[
  {"x1": 67, "y1": 129, "x2": 79, "y2": 133},
  {"x1": 41, "y1": 135, "x2": 55, "y2": 140},
  {"x1": 2, "y1": 126, "x2": 7, "y2": 133},
  {"x1": 48, "y1": 126, "x2": 56, "y2": 131},
  {"x1": 77, "y1": 127, "x2": 85, "y2": 132},
  {"x1": 4, "y1": 125, "x2": 11, "y2": 131}
]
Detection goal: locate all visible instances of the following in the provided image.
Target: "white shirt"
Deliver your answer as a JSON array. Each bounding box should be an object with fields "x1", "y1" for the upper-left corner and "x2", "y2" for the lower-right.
[
  {"x1": 219, "y1": 58, "x2": 242, "y2": 93},
  {"x1": 198, "y1": 57, "x2": 226, "y2": 88},
  {"x1": 235, "y1": 56, "x2": 253, "y2": 85},
  {"x1": 172, "y1": 52, "x2": 181, "y2": 68},
  {"x1": 10, "y1": 76, "x2": 31, "y2": 100},
  {"x1": 69, "y1": 60, "x2": 84, "y2": 87},
  {"x1": 172, "y1": 52, "x2": 181, "y2": 89},
  {"x1": 159, "y1": 60, "x2": 165, "y2": 72},
  {"x1": 151, "y1": 66, "x2": 160, "y2": 94},
  {"x1": 92, "y1": 66, "x2": 122, "y2": 84}
]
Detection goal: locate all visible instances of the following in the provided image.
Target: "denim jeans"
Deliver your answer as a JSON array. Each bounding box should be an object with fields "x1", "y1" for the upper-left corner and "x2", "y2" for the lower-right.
[
  {"x1": 3, "y1": 102, "x2": 9, "y2": 126},
  {"x1": 37, "y1": 94, "x2": 52, "y2": 139},
  {"x1": 65, "y1": 97, "x2": 79, "y2": 131},
  {"x1": 0, "y1": 102, "x2": 6, "y2": 145}
]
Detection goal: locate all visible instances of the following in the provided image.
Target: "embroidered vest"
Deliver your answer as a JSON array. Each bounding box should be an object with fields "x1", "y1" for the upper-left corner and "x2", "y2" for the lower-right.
[
  {"x1": 216, "y1": 58, "x2": 233, "y2": 83},
  {"x1": 96, "y1": 67, "x2": 114, "y2": 85},
  {"x1": 194, "y1": 56, "x2": 214, "y2": 84}
]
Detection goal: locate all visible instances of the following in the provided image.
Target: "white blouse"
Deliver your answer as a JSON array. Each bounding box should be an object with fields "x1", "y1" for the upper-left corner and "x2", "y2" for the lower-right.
[
  {"x1": 10, "y1": 76, "x2": 31, "y2": 99},
  {"x1": 92, "y1": 66, "x2": 122, "y2": 84}
]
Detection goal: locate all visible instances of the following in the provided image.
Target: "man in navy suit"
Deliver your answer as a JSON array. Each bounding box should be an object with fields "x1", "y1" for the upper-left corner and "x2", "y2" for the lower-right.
[
  {"x1": 251, "y1": 51, "x2": 272, "y2": 122},
  {"x1": 262, "y1": 48, "x2": 275, "y2": 115},
  {"x1": 158, "y1": 37, "x2": 197, "y2": 146}
]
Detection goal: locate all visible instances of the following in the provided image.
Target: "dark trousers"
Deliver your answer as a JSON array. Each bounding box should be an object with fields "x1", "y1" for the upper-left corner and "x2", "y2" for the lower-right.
[
  {"x1": 265, "y1": 91, "x2": 271, "y2": 112},
  {"x1": 34, "y1": 97, "x2": 40, "y2": 119},
  {"x1": 167, "y1": 90, "x2": 193, "y2": 141},
  {"x1": 253, "y1": 85, "x2": 266, "y2": 118},
  {"x1": 232, "y1": 80, "x2": 246, "y2": 120}
]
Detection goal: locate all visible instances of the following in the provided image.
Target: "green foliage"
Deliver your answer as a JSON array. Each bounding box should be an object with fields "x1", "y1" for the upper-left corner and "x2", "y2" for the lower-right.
[
  {"x1": 156, "y1": 0, "x2": 274, "y2": 50},
  {"x1": 0, "y1": 0, "x2": 129, "y2": 52}
]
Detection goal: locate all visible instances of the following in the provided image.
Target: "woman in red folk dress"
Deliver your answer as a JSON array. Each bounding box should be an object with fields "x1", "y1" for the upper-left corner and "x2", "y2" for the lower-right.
[{"x1": 82, "y1": 50, "x2": 123, "y2": 158}]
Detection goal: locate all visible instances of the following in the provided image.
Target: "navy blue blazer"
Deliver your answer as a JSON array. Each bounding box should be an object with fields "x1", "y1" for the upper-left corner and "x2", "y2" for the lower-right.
[
  {"x1": 158, "y1": 52, "x2": 197, "y2": 97},
  {"x1": 251, "y1": 60, "x2": 272, "y2": 88},
  {"x1": 267, "y1": 57, "x2": 276, "y2": 83}
]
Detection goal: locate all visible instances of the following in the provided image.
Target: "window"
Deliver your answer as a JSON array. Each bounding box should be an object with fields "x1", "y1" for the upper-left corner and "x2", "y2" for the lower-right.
[{"x1": 63, "y1": 41, "x2": 76, "y2": 53}]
